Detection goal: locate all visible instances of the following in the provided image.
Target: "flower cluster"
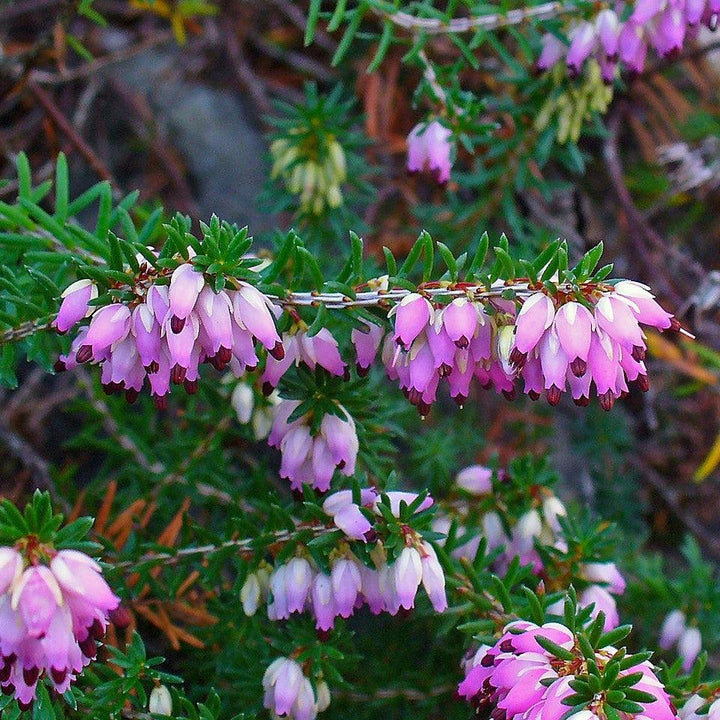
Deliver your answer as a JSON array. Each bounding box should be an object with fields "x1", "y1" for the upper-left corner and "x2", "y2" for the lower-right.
[
  {"x1": 510, "y1": 281, "x2": 674, "y2": 410},
  {"x1": 267, "y1": 400, "x2": 359, "y2": 492},
  {"x1": 406, "y1": 120, "x2": 454, "y2": 184},
  {"x1": 534, "y1": 60, "x2": 614, "y2": 145},
  {"x1": 270, "y1": 133, "x2": 347, "y2": 215},
  {"x1": 262, "y1": 328, "x2": 346, "y2": 395},
  {"x1": 459, "y1": 620, "x2": 678, "y2": 720},
  {"x1": 659, "y1": 610, "x2": 702, "y2": 671},
  {"x1": 240, "y1": 488, "x2": 447, "y2": 628},
  {"x1": 384, "y1": 294, "x2": 517, "y2": 415},
  {"x1": 263, "y1": 657, "x2": 330, "y2": 720},
  {"x1": 539, "y1": 0, "x2": 720, "y2": 80},
  {"x1": 0, "y1": 544, "x2": 119, "y2": 708},
  {"x1": 383, "y1": 280, "x2": 674, "y2": 414},
  {"x1": 54, "y1": 260, "x2": 283, "y2": 407},
  {"x1": 435, "y1": 465, "x2": 626, "y2": 630}
]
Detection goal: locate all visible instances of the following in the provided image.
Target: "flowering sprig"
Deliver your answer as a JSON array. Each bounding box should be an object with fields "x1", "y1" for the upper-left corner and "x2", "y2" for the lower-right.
[
  {"x1": 262, "y1": 83, "x2": 373, "y2": 229},
  {"x1": 0, "y1": 492, "x2": 120, "y2": 708},
  {"x1": 241, "y1": 483, "x2": 447, "y2": 628},
  {"x1": 436, "y1": 457, "x2": 627, "y2": 632},
  {"x1": 41, "y1": 200, "x2": 681, "y2": 418},
  {"x1": 459, "y1": 590, "x2": 676, "y2": 720}
]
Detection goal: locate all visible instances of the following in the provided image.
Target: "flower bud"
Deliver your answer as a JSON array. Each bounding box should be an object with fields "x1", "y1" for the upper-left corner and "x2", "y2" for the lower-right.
[
  {"x1": 678, "y1": 626, "x2": 702, "y2": 672},
  {"x1": 659, "y1": 609, "x2": 686, "y2": 649},
  {"x1": 231, "y1": 383, "x2": 255, "y2": 424},
  {"x1": 149, "y1": 685, "x2": 173, "y2": 716},
  {"x1": 316, "y1": 680, "x2": 331, "y2": 712},
  {"x1": 241, "y1": 572, "x2": 261, "y2": 616}
]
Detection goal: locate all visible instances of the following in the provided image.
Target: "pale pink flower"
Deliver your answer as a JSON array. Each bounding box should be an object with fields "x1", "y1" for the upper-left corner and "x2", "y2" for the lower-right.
[
  {"x1": 0, "y1": 546, "x2": 118, "y2": 707},
  {"x1": 55, "y1": 264, "x2": 282, "y2": 405},
  {"x1": 659, "y1": 609, "x2": 687, "y2": 649},
  {"x1": 351, "y1": 321, "x2": 385, "y2": 375},
  {"x1": 268, "y1": 400, "x2": 358, "y2": 492},
  {"x1": 455, "y1": 465, "x2": 493, "y2": 495},
  {"x1": 407, "y1": 120, "x2": 453, "y2": 184},
  {"x1": 54, "y1": 279, "x2": 98, "y2": 333}
]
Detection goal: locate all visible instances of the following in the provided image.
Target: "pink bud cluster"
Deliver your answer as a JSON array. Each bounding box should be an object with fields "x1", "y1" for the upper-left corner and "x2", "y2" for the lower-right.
[
  {"x1": 384, "y1": 294, "x2": 517, "y2": 415},
  {"x1": 511, "y1": 281, "x2": 674, "y2": 409},
  {"x1": 659, "y1": 610, "x2": 702, "y2": 671},
  {"x1": 54, "y1": 260, "x2": 283, "y2": 407},
  {"x1": 240, "y1": 488, "x2": 447, "y2": 628},
  {"x1": 0, "y1": 546, "x2": 119, "y2": 708},
  {"x1": 267, "y1": 400, "x2": 359, "y2": 492},
  {"x1": 406, "y1": 120, "x2": 454, "y2": 184},
  {"x1": 262, "y1": 329, "x2": 347, "y2": 395},
  {"x1": 539, "y1": 0, "x2": 720, "y2": 81},
  {"x1": 459, "y1": 620, "x2": 678, "y2": 720},
  {"x1": 435, "y1": 465, "x2": 626, "y2": 630},
  {"x1": 263, "y1": 657, "x2": 330, "y2": 720}
]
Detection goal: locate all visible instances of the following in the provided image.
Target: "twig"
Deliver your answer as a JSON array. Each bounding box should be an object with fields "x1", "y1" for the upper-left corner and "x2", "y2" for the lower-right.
[
  {"x1": 29, "y1": 84, "x2": 120, "y2": 190},
  {"x1": 75, "y1": 368, "x2": 164, "y2": 475},
  {"x1": 0, "y1": 319, "x2": 54, "y2": 344},
  {"x1": 0, "y1": 0, "x2": 63, "y2": 21},
  {"x1": 603, "y1": 107, "x2": 685, "y2": 306},
  {"x1": 335, "y1": 684, "x2": 456, "y2": 702},
  {"x1": 631, "y1": 458, "x2": 720, "y2": 560},
  {"x1": 29, "y1": 31, "x2": 174, "y2": 85},
  {"x1": 112, "y1": 525, "x2": 329, "y2": 569},
  {"x1": 249, "y1": 34, "x2": 337, "y2": 82},
  {"x1": 0, "y1": 423, "x2": 71, "y2": 514},
  {"x1": 417, "y1": 48, "x2": 447, "y2": 107},
  {"x1": 639, "y1": 38, "x2": 720, "y2": 77},
  {"x1": 375, "y1": 1, "x2": 576, "y2": 34},
  {"x1": 272, "y1": 0, "x2": 338, "y2": 53},
  {"x1": 222, "y1": 19, "x2": 273, "y2": 118},
  {"x1": 524, "y1": 191, "x2": 587, "y2": 254}
]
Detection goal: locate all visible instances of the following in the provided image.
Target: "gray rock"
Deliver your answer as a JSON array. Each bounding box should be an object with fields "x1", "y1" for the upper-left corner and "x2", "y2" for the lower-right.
[{"x1": 104, "y1": 45, "x2": 272, "y2": 231}]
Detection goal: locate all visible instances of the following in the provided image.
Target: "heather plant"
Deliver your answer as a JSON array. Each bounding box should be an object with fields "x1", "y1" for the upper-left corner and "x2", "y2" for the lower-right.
[{"x1": 0, "y1": 3, "x2": 718, "y2": 720}]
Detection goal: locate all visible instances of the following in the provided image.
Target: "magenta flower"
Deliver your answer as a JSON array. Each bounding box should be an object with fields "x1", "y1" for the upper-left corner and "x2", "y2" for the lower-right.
[
  {"x1": 311, "y1": 573, "x2": 337, "y2": 631},
  {"x1": 442, "y1": 298, "x2": 482, "y2": 348},
  {"x1": 580, "y1": 562, "x2": 626, "y2": 594},
  {"x1": 420, "y1": 542, "x2": 447, "y2": 612},
  {"x1": 391, "y1": 293, "x2": 433, "y2": 349},
  {"x1": 351, "y1": 321, "x2": 385, "y2": 375},
  {"x1": 509, "y1": 283, "x2": 673, "y2": 409},
  {"x1": 263, "y1": 657, "x2": 320, "y2": 720},
  {"x1": 659, "y1": 609, "x2": 687, "y2": 649},
  {"x1": 659, "y1": 610, "x2": 702, "y2": 671},
  {"x1": 678, "y1": 627, "x2": 702, "y2": 672},
  {"x1": 285, "y1": 557, "x2": 313, "y2": 614},
  {"x1": 168, "y1": 263, "x2": 205, "y2": 322},
  {"x1": 385, "y1": 295, "x2": 517, "y2": 413},
  {"x1": 331, "y1": 557, "x2": 362, "y2": 618},
  {"x1": 0, "y1": 546, "x2": 118, "y2": 708},
  {"x1": 579, "y1": 584, "x2": 620, "y2": 631},
  {"x1": 393, "y1": 546, "x2": 423, "y2": 610},
  {"x1": 407, "y1": 120, "x2": 454, "y2": 184},
  {"x1": 459, "y1": 619, "x2": 678, "y2": 720},
  {"x1": 538, "y1": 33, "x2": 567, "y2": 70}
]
